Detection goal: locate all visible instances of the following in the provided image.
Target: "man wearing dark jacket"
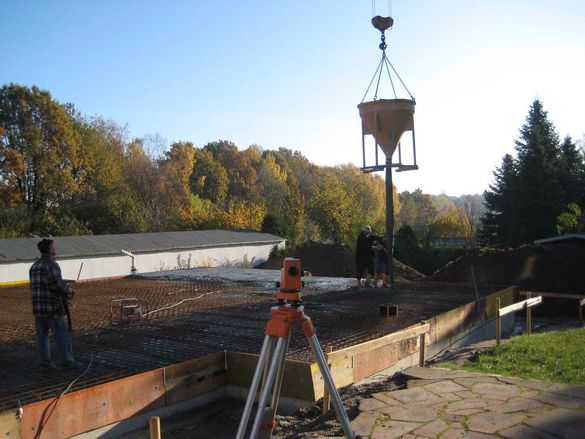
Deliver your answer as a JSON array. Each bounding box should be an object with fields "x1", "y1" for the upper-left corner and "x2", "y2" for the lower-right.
[
  {"x1": 30, "y1": 238, "x2": 78, "y2": 370},
  {"x1": 355, "y1": 225, "x2": 376, "y2": 287}
]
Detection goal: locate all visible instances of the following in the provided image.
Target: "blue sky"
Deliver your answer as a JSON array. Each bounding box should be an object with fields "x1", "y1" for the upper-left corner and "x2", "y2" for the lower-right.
[{"x1": 2, "y1": 1, "x2": 584, "y2": 196}]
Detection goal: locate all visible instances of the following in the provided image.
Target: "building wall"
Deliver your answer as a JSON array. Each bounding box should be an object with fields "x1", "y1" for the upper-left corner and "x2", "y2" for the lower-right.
[{"x1": 0, "y1": 242, "x2": 284, "y2": 284}]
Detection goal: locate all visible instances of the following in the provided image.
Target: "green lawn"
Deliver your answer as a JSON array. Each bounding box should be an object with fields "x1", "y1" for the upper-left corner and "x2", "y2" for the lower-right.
[{"x1": 438, "y1": 326, "x2": 585, "y2": 385}]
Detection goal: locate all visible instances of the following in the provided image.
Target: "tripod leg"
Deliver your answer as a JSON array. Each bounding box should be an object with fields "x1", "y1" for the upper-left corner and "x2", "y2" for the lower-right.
[
  {"x1": 308, "y1": 334, "x2": 355, "y2": 439},
  {"x1": 236, "y1": 335, "x2": 275, "y2": 439},
  {"x1": 250, "y1": 337, "x2": 287, "y2": 439},
  {"x1": 257, "y1": 329, "x2": 291, "y2": 439}
]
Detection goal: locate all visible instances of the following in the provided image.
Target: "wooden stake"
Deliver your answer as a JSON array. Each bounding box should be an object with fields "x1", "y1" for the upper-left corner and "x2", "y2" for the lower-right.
[
  {"x1": 322, "y1": 346, "x2": 332, "y2": 414},
  {"x1": 149, "y1": 416, "x2": 161, "y2": 439},
  {"x1": 496, "y1": 298, "x2": 501, "y2": 346},
  {"x1": 419, "y1": 321, "x2": 426, "y2": 367},
  {"x1": 526, "y1": 292, "x2": 532, "y2": 335}
]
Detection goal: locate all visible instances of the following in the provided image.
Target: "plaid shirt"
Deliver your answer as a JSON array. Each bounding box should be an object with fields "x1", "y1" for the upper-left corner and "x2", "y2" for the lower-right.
[{"x1": 30, "y1": 256, "x2": 71, "y2": 316}]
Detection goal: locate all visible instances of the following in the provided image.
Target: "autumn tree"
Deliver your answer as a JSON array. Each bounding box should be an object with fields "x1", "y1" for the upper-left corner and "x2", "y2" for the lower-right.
[
  {"x1": 65, "y1": 115, "x2": 148, "y2": 234},
  {"x1": 396, "y1": 189, "x2": 438, "y2": 241},
  {"x1": 307, "y1": 172, "x2": 353, "y2": 244},
  {"x1": 0, "y1": 84, "x2": 83, "y2": 235},
  {"x1": 190, "y1": 148, "x2": 229, "y2": 204}
]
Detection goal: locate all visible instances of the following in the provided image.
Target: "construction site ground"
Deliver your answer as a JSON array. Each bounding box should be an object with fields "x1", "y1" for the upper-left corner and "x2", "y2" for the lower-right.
[
  {"x1": 118, "y1": 317, "x2": 585, "y2": 439},
  {"x1": 0, "y1": 268, "x2": 496, "y2": 415},
  {"x1": 3, "y1": 241, "x2": 584, "y2": 437}
]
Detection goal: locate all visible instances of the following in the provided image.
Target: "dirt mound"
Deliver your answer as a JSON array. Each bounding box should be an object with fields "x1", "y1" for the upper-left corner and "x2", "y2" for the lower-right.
[
  {"x1": 430, "y1": 242, "x2": 585, "y2": 294},
  {"x1": 256, "y1": 243, "x2": 425, "y2": 281}
]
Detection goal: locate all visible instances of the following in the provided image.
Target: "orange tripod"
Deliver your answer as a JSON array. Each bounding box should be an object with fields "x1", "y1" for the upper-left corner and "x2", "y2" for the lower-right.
[{"x1": 236, "y1": 259, "x2": 354, "y2": 439}]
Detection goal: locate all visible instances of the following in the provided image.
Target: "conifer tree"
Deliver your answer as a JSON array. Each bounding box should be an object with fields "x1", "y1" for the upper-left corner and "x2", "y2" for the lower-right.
[
  {"x1": 481, "y1": 99, "x2": 583, "y2": 246},
  {"x1": 480, "y1": 154, "x2": 517, "y2": 246}
]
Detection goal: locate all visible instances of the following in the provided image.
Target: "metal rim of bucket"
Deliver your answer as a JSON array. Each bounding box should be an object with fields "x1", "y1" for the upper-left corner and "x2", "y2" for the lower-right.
[{"x1": 358, "y1": 98, "x2": 415, "y2": 114}]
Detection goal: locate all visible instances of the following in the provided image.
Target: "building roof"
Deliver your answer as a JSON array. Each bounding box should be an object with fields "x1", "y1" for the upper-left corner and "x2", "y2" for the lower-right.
[
  {"x1": 534, "y1": 234, "x2": 585, "y2": 246},
  {"x1": 0, "y1": 230, "x2": 284, "y2": 263}
]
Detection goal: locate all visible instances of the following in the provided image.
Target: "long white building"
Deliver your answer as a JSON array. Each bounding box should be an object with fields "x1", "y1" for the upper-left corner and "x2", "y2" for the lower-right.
[{"x1": 0, "y1": 230, "x2": 285, "y2": 285}]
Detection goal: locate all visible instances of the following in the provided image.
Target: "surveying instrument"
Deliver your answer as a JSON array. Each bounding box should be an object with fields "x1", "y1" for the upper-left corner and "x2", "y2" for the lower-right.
[{"x1": 236, "y1": 258, "x2": 355, "y2": 438}]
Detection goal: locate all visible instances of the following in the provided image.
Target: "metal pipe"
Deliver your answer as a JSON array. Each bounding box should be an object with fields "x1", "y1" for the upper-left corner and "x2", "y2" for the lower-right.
[{"x1": 386, "y1": 157, "x2": 395, "y2": 287}]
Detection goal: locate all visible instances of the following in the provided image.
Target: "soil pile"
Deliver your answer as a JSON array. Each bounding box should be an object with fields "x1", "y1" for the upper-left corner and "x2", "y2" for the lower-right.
[
  {"x1": 256, "y1": 243, "x2": 425, "y2": 281},
  {"x1": 430, "y1": 242, "x2": 585, "y2": 294}
]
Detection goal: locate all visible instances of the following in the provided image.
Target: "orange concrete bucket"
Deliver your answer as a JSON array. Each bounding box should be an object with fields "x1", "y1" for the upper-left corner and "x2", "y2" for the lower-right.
[{"x1": 358, "y1": 98, "x2": 415, "y2": 157}]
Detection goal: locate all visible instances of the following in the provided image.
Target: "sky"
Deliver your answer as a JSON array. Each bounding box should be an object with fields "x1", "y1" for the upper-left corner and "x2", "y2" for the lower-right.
[{"x1": 2, "y1": 0, "x2": 584, "y2": 196}]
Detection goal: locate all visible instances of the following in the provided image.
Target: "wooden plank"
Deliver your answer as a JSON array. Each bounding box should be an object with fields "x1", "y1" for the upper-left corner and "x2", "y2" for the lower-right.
[
  {"x1": 519, "y1": 291, "x2": 585, "y2": 300},
  {"x1": 20, "y1": 369, "x2": 165, "y2": 439},
  {"x1": 328, "y1": 324, "x2": 429, "y2": 363},
  {"x1": 0, "y1": 410, "x2": 20, "y2": 439},
  {"x1": 500, "y1": 296, "x2": 542, "y2": 316}
]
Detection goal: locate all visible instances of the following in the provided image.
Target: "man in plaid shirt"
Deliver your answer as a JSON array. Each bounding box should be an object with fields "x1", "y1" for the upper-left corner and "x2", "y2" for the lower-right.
[{"x1": 30, "y1": 238, "x2": 78, "y2": 370}]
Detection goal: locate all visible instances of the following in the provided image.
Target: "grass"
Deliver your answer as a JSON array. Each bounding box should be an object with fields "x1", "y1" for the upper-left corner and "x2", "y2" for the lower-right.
[{"x1": 439, "y1": 326, "x2": 585, "y2": 385}]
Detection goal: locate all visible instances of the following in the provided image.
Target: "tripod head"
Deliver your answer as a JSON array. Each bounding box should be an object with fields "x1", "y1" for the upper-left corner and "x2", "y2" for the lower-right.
[{"x1": 276, "y1": 258, "x2": 305, "y2": 306}]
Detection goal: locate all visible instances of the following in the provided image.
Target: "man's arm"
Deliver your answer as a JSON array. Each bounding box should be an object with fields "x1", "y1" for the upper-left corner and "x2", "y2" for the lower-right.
[{"x1": 47, "y1": 262, "x2": 74, "y2": 299}]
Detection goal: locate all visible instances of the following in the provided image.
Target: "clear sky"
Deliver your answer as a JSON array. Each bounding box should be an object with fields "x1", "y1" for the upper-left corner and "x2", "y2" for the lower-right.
[{"x1": 2, "y1": 1, "x2": 584, "y2": 196}]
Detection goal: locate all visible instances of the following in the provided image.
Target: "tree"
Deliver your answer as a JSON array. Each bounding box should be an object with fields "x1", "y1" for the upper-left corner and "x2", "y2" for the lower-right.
[
  {"x1": 556, "y1": 203, "x2": 584, "y2": 235},
  {"x1": 307, "y1": 173, "x2": 353, "y2": 245},
  {"x1": 204, "y1": 140, "x2": 258, "y2": 201},
  {"x1": 481, "y1": 99, "x2": 584, "y2": 246},
  {"x1": 396, "y1": 189, "x2": 438, "y2": 240},
  {"x1": 512, "y1": 99, "x2": 564, "y2": 244},
  {"x1": 0, "y1": 84, "x2": 82, "y2": 235},
  {"x1": 190, "y1": 148, "x2": 229, "y2": 204},
  {"x1": 481, "y1": 154, "x2": 518, "y2": 246},
  {"x1": 159, "y1": 141, "x2": 197, "y2": 224},
  {"x1": 558, "y1": 136, "x2": 585, "y2": 207}
]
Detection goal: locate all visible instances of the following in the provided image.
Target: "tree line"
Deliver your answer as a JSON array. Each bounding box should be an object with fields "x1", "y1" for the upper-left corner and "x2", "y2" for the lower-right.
[{"x1": 1, "y1": 83, "x2": 486, "y2": 249}]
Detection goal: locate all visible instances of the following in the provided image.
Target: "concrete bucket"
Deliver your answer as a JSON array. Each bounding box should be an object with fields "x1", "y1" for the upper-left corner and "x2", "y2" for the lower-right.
[{"x1": 358, "y1": 98, "x2": 415, "y2": 157}]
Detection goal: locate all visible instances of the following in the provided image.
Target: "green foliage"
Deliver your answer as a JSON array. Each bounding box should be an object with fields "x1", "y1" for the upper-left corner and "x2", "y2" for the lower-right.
[
  {"x1": 481, "y1": 100, "x2": 585, "y2": 247},
  {"x1": 307, "y1": 173, "x2": 353, "y2": 245},
  {"x1": 556, "y1": 203, "x2": 584, "y2": 235},
  {"x1": 451, "y1": 327, "x2": 585, "y2": 385},
  {"x1": 396, "y1": 189, "x2": 438, "y2": 241}
]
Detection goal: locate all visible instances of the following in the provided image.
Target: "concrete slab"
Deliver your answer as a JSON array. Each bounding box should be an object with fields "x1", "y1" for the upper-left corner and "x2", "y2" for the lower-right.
[
  {"x1": 359, "y1": 397, "x2": 389, "y2": 411},
  {"x1": 423, "y1": 380, "x2": 467, "y2": 394},
  {"x1": 471, "y1": 382, "x2": 522, "y2": 400},
  {"x1": 382, "y1": 405, "x2": 439, "y2": 423},
  {"x1": 524, "y1": 407, "x2": 585, "y2": 438},
  {"x1": 412, "y1": 419, "x2": 449, "y2": 438},
  {"x1": 535, "y1": 391, "x2": 585, "y2": 409},
  {"x1": 401, "y1": 367, "x2": 484, "y2": 381},
  {"x1": 372, "y1": 420, "x2": 421, "y2": 439},
  {"x1": 485, "y1": 397, "x2": 545, "y2": 413},
  {"x1": 385, "y1": 387, "x2": 444, "y2": 405},
  {"x1": 499, "y1": 424, "x2": 559, "y2": 439},
  {"x1": 465, "y1": 411, "x2": 526, "y2": 434}
]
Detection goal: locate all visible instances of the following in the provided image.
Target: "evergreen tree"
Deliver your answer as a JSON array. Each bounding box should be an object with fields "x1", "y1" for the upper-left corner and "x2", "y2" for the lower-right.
[
  {"x1": 513, "y1": 99, "x2": 563, "y2": 245},
  {"x1": 481, "y1": 99, "x2": 582, "y2": 247},
  {"x1": 480, "y1": 154, "x2": 517, "y2": 246},
  {"x1": 558, "y1": 136, "x2": 585, "y2": 207}
]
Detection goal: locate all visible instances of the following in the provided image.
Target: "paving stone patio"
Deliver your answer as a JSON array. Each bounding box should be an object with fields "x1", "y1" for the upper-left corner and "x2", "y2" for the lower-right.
[{"x1": 349, "y1": 367, "x2": 585, "y2": 438}]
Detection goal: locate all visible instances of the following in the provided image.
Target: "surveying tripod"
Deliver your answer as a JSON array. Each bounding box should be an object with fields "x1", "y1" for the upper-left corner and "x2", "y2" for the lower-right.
[{"x1": 236, "y1": 258, "x2": 355, "y2": 439}]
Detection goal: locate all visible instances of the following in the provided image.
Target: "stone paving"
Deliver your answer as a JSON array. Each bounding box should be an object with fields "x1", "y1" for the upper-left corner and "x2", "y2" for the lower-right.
[{"x1": 349, "y1": 367, "x2": 585, "y2": 439}]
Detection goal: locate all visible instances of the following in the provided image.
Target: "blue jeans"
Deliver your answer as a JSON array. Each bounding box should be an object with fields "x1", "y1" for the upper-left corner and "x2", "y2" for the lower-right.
[{"x1": 35, "y1": 315, "x2": 75, "y2": 366}]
